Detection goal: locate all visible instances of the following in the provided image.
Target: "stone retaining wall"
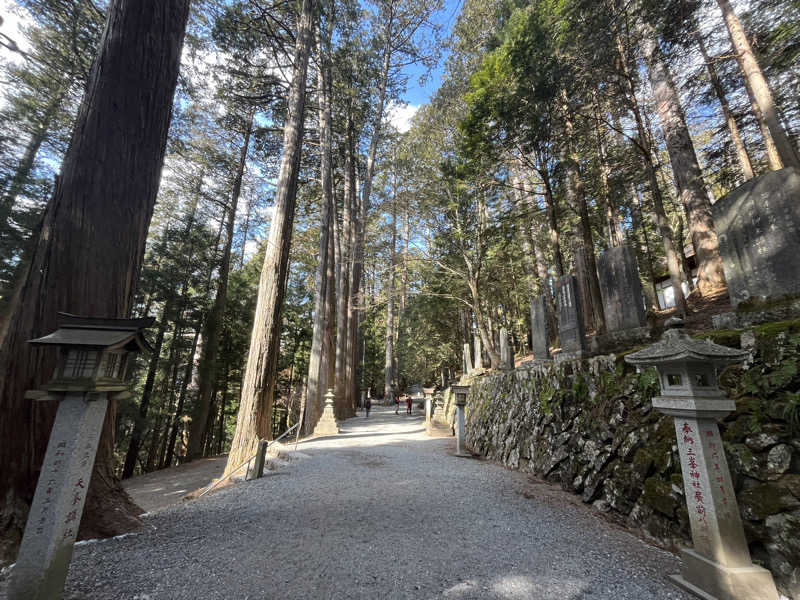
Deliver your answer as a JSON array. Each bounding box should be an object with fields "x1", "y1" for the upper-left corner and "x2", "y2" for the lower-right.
[{"x1": 462, "y1": 322, "x2": 800, "y2": 598}]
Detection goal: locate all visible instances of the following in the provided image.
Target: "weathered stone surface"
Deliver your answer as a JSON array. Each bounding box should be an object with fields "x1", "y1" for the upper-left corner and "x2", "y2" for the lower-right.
[
  {"x1": 745, "y1": 432, "x2": 781, "y2": 452},
  {"x1": 530, "y1": 295, "x2": 550, "y2": 360},
  {"x1": 10, "y1": 394, "x2": 109, "y2": 600},
  {"x1": 739, "y1": 482, "x2": 800, "y2": 520},
  {"x1": 712, "y1": 167, "x2": 800, "y2": 306},
  {"x1": 555, "y1": 275, "x2": 586, "y2": 355},
  {"x1": 597, "y1": 245, "x2": 647, "y2": 332},
  {"x1": 767, "y1": 444, "x2": 793, "y2": 478}
]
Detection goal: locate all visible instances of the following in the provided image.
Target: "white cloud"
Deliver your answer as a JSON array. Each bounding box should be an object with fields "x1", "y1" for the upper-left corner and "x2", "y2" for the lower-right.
[{"x1": 387, "y1": 102, "x2": 419, "y2": 134}]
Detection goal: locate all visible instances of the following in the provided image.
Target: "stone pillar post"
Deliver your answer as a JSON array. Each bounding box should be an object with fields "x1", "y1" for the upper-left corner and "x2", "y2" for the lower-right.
[
  {"x1": 451, "y1": 385, "x2": 470, "y2": 457},
  {"x1": 463, "y1": 342, "x2": 473, "y2": 374},
  {"x1": 626, "y1": 320, "x2": 779, "y2": 600},
  {"x1": 10, "y1": 394, "x2": 108, "y2": 600},
  {"x1": 474, "y1": 335, "x2": 482, "y2": 370},
  {"x1": 500, "y1": 327, "x2": 512, "y2": 369}
]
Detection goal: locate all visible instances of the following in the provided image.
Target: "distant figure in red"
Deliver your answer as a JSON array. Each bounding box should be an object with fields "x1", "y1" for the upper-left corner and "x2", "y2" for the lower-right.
[{"x1": 406, "y1": 395, "x2": 412, "y2": 415}]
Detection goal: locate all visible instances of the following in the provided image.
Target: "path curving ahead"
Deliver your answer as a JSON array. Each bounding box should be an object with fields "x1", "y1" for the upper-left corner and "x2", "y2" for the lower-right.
[{"x1": 62, "y1": 406, "x2": 691, "y2": 599}]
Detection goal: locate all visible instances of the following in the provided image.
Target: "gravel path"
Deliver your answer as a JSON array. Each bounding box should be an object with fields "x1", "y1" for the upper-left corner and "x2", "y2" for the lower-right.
[{"x1": 60, "y1": 406, "x2": 692, "y2": 599}]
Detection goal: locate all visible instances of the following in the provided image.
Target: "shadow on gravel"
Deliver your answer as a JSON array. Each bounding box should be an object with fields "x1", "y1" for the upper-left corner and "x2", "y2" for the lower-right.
[{"x1": 306, "y1": 428, "x2": 427, "y2": 443}]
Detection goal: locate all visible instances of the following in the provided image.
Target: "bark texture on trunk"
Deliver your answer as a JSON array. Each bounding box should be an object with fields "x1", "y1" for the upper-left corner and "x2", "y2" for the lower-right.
[
  {"x1": 384, "y1": 194, "x2": 397, "y2": 398},
  {"x1": 0, "y1": 0, "x2": 189, "y2": 561},
  {"x1": 641, "y1": 25, "x2": 726, "y2": 295},
  {"x1": 716, "y1": 0, "x2": 800, "y2": 171},
  {"x1": 334, "y1": 140, "x2": 353, "y2": 418},
  {"x1": 224, "y1": 0, "x2": 316, "y2": 476},
  {"x1": 302, "y1": 27, "x2": 333, "y2": 434}
]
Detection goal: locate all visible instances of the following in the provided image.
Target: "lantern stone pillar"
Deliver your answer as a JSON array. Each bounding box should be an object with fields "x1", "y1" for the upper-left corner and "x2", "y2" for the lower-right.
[
  {"x1": 500, "y1": 327, "x2": 513, "y2": 369},
  {"x1": 626, "y1": 319, "x2": 779, "y2": 600},
  {"x1": 452, "y1": 385, "x2": 471, "y2": 457},
  {"x1": 423, "y1": 387, "x2": 435, "y2": 435},
  {"x1": 9, "y1": 314, "x2": 153, "y2": 600},
  {"x1": 313, "y1": 388, "x2": 340, "y2": 436}
]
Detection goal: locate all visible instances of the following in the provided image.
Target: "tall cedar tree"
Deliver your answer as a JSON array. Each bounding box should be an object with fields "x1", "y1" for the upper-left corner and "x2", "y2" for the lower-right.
[
  {"x1": 224, "y1": 0, "x2": 316, "y2": 476},
  {"x1": 0, "y1": 0, "x2": 190, "y2": 559}
]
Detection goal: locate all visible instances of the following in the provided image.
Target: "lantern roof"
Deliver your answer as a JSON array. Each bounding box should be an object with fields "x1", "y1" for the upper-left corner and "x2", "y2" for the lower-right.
[
  {"x1": 28, "y1": 313, "x2": 154, "y2": 353},
  {"x1": 625, "y1": 318, "x2": 747, "y2": 367}
]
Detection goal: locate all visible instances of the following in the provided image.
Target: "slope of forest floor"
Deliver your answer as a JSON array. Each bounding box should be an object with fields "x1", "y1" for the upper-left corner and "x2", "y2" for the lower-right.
[
  {"x1": 41, "y1": 407, "x2": 695, "y2": 599},
  {"x1": 122, "y1": 455, "x2": 227, "y2": 513}
]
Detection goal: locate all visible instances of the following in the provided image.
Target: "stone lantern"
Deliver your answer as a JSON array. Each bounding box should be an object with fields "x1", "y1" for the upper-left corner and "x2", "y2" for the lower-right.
[
  {"x1": 451, "y1": 384, "x2": 471, "y2": 457},
  {"x1": 10, "y1": 313, "x2": 153, "y2": 600},
  {"x1": 625, "y1": 319, "x2": 778, "y2": 600},
  {"x1": 423, "y1": 387, "x2": 436, "y2": 434},
  {"x1": 312, "y1": 388, "x2": 340, "y2": 436}
]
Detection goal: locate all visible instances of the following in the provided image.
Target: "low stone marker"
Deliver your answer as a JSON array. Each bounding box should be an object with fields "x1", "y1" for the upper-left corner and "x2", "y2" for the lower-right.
[
  {"x1": 530, "y1": 295, "x2": 550, "y2": 360},
  {"x1": 555, "y1": 275, "x2": 587, "y2": 358},
  {"x1": 423, "y1": 387, "x2": 435, "y2": 434},
  {"x1": 712, "y1": 167, "x2": 800, "y2": 306},
  {"x1": 9, "y1": 314, "x2": 153, "y2": 600},
  {"x1": 499, "y1": 327, "x2": 513, "y2": 369},
  {"x1": 626, "y1": 319, "x2": 779, "y2": 600},
  {"x1": 597, "y1": 244, "x2": 647, "y2": 332},
  {"x1": 312, "y1": 388, "x2": 340, "y2": 436},
  {"x1": 451, "y1": 385, "x2": 471, "y2": 457}
]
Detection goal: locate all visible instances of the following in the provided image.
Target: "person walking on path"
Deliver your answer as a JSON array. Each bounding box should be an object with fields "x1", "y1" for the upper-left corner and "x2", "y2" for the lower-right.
[
  {"x1": 394, "y1": 393, "x2": 399, "y2": 415},
  {"x1": 406, "y1": 395, "x2": 412, "y2": 415},
  {"x1": 365, "y1": 397, "x2": 371, "y2": 418}
]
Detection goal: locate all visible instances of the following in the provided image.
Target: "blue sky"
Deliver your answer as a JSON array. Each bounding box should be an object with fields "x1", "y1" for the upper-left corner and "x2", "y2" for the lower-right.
[{"x1": 398, "y1": 0, "x2": 462, "y2": 106}]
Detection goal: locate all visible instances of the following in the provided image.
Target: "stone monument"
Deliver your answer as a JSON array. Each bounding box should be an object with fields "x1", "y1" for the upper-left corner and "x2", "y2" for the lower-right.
[
  {"x1": 530, "y1": 295, "x2": 550, "y2": 360},
  {"x1": 463, "y1": 342, "x2": 473, "y2": 374},
  {"x1": 312, "y1": 388, "x2": 340, "y2": 436},
  {"x1": 597, "y1": 244, "x2": 647, "y2": 332},
  {"x1": 499, "y1": 327, "x2": 513, "y2": 369},
  {"x1": 593, "y1": 244, "x2": 650, "y2": 352},
  {"x1": 474, "y1": 335, "x2": 482, "y2": 370},
  {"x1": 451, "y1": 385, "x2": 471, "y2": 457},
  {"x1": 9, "y1": 314, "x2": 153, "y2": 600},
  {"x1": 555, "y1": 275, "x2": 587, "y2": 358},
  {"x1": 712, "y1": 167, "x2": 800, "y2": 307},
  {"x1": 626, "y1": 319, "x2": 779, "y2": 600}
]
